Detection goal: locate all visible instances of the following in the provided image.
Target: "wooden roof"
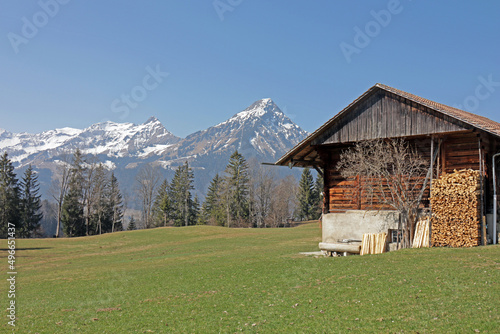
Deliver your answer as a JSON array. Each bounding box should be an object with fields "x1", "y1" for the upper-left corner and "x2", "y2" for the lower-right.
[{"x1": 276, "y1": 83, "x2": 500, "y2": 167}]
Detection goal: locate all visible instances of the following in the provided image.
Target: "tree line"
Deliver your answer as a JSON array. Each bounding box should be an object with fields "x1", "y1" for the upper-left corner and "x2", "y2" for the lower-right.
[
  {"x1": 139, "y1": 150, "x2": 323, "y2": 230},
  {"x1": 51, "y1": 149, "x2": 124, "y2": 237},
  {"x1": 1, "y1": 149, "x2": 322, "y2": 238},
  {"x1": 0, "y1": 153, "x2": 42, "y2": 238}
]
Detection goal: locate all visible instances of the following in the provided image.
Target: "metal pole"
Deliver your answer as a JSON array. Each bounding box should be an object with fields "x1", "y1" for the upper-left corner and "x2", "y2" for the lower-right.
[
  {"x1": 493, "y1": 153, "x2": 500, "y2": 245},
  {"x1": 429, "y1": 138, "x2": 435, "y2": 246}
]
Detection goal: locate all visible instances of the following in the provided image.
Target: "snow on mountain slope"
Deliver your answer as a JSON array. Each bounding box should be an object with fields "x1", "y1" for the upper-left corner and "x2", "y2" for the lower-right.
[
  {"x1": 1, "y1": 100, "x2": 305, "y2": 167},
  {"x1": 2, "y1": 99, "x2": 307, "y2": 201},
  {"x1": 173, "y1": 98, "x2": 308, "y2": 159},
  {"x1": 0, "y1": 117, "x2": 181, "y2": 165}
]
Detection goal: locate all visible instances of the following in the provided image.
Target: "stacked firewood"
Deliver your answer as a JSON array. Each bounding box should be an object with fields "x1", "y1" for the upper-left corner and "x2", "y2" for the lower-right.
[
  {"x1": 360, "y1": 232, "x2": 387, "y2": 255},
  {"x1": 412, "y1": 216, "x2": 430, "y2": 248},
  {"x1": 430, "y1": 169, "x2": 481, "y2": 247}
]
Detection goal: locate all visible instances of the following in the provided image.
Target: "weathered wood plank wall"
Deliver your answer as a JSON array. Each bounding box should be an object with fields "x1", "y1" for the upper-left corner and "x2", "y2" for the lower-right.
[
  {"x1": 320, "y1": 133, "x2": 489, "y2": 213},
  {"x1": 312, "y1": 92, "x2": 470, "y2": 146}
]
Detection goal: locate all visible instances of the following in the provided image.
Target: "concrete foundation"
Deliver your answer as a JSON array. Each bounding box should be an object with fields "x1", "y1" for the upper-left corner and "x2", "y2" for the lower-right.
[{"x1": 322, "y1": 210, "x2": 400, "y2": 244}]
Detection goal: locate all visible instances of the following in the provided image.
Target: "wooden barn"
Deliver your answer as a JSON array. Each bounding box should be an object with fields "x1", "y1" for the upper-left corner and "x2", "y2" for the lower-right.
[{"x1": 275, "y1": 83, "x2": 500, "y2": 253}]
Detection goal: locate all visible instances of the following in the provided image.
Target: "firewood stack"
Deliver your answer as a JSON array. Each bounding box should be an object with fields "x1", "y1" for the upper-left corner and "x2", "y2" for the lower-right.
[
  {"x1": 412, "y1": 216, "x2": 430, "y2": 248},
  {"x1": 360, "y1": 232, "x2": 387, "y2": 255},
  {"x1": 430, "y1": 169, "x2": 481, "y2": 247}
]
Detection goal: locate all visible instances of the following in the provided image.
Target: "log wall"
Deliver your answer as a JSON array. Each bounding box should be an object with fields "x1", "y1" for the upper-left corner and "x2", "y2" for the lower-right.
[{"x1": 321, "y1": 132, "x2": 492, "y2": 213}]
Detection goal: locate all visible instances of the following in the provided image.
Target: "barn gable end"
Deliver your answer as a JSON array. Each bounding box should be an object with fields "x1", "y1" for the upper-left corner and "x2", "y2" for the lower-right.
[{"x1": 312, "y1": 90, "x2": 470, "y2": 146}]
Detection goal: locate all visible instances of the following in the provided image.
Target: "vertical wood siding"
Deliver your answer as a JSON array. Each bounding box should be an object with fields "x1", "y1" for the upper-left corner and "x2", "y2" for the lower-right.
[{"x1": 313, "y1": 92, "x2": 470, "y2": 146}]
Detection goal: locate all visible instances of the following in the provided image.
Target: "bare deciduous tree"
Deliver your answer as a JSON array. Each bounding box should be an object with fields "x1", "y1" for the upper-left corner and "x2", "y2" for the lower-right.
[
  {"x1": 82, "y1": 155, "x2": 99, "y2": 236},
  {"x1": 248, "y1": 163, "x2": 298, "y2": 228},
  {"x1": 270, "y1": 175, "x2": 298, "y2": 227},
  {"x1": 252, "y1": 165, "x2": 276, "y2": 228},
  {"x1": 49, "y1": 154, "x2": 71, "y2": 238},
  {"x1": 337, "y1": 139, "x2": 429, "y2": 248},
  {"x1": 135, "y1": 165, "x2": 162, "y2": 229}
]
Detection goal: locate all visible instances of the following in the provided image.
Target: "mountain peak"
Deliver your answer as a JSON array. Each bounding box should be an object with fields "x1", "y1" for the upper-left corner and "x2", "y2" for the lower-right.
[
  {"x1": 178, "y1": 98, "x2": 308, "y2": 162},
  {"x1": 144, "y1": 116, "x2": 160, "y2": 124},
  {"x1": 246, "y1": 98, "x2": 276, "y2": 111},
  {"x1": 228, "y1": 98, "x2": 284, "y2": 123},
  {"x1": 258, "y1": 97, "x2": 273, "y2": 105}
]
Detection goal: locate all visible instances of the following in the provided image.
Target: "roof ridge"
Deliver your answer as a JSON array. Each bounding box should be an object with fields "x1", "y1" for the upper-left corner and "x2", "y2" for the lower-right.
[
  {"x1": 275, "y1": 83, "x2": 500, "y2": 166},
  {"x1": 375, "y1": 83, "x2": 500, "y2": 137}
]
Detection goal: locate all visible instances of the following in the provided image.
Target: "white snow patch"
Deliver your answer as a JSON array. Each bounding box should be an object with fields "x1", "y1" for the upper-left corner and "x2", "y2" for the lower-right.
[
  {"x1": 55, "y1": 127, "x2": 82, "y2": 136},
  {"x1": 139, "y1": 144, "x2": 173, "y2": 157},
  {"x1": 102, "y1": 160, "x2": 116, "y2": 170}
]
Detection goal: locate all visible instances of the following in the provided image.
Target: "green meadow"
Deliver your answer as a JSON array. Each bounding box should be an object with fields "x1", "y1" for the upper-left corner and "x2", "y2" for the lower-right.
[{"x1": 1, "y1": 223, "x2": 499, "y2": 333}]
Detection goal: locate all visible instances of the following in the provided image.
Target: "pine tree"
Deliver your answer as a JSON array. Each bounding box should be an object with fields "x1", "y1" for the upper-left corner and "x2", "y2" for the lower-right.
[
  {"x1": 70, "y1": 149, "x2": 86, "y2": 188},
  {"x1": 201, "y1": 173, "x2": 225, "y2": 226},
  {"x1": 62, "y1": 177, "x2": 85, "y2": 237},
  {"x1": 223, "y1": 151, "x2": 250, "y2": 227},
  {"x1": 127, "y1": 216, "x2": 136, "y2": 230},
  {"x1": 0, "y1": 152, "x2": 20, "y2": 238},
  {"x1": 192, "y1": 195, "x2": 200, "y2": 225},
  {"x1": 313, "y1": 172, "x2": 324, "y2": 219},
  {"x1": 153, "y1": 179, "x2": 170, "y2": 227},
  {"x1": 61, "y1": 150, "x2": 85, "y2": 237},
  {"x1": 90, "y1": 164, "x2": 109, "y2": 235},
  {"x1": 169, "y1": 162, "x2": 196, "y2": 226},
  {"x1": 108, "y1": 172, "x2": 124, "y2": 232},
  {"x1": 296, "y1": 168, "x2": 316, "y2": 221},
  {"x1": 19, "y1": 165, "x2": 43, "y2": 237}
]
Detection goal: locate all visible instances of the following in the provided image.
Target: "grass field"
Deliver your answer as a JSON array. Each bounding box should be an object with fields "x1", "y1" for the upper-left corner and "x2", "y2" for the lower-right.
[{"x1": 1, "y1": 223, "x2": 499, "y2": 333}]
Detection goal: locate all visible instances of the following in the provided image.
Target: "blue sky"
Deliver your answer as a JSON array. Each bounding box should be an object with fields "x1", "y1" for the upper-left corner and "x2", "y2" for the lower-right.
[{"x1": 1, "y1": 0, "x2": 499, "y2": 137}]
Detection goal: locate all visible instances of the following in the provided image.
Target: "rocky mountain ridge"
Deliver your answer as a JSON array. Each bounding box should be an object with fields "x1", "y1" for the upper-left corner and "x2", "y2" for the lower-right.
[{"x1": 0, "y1": 99, "x2": 308, "y2": 201}]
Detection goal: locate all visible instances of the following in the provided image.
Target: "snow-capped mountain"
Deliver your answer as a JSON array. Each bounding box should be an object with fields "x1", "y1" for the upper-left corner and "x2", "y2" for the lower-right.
[
  {"x1": 0, "y1": 116, "x2": 181, "y2": 165},
  {"x1": 1, "y1": 99, "x2": 307, "y2": 202},
  {"x1": 172, "y1": 98, "x2": 307, "y2": 159}
]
